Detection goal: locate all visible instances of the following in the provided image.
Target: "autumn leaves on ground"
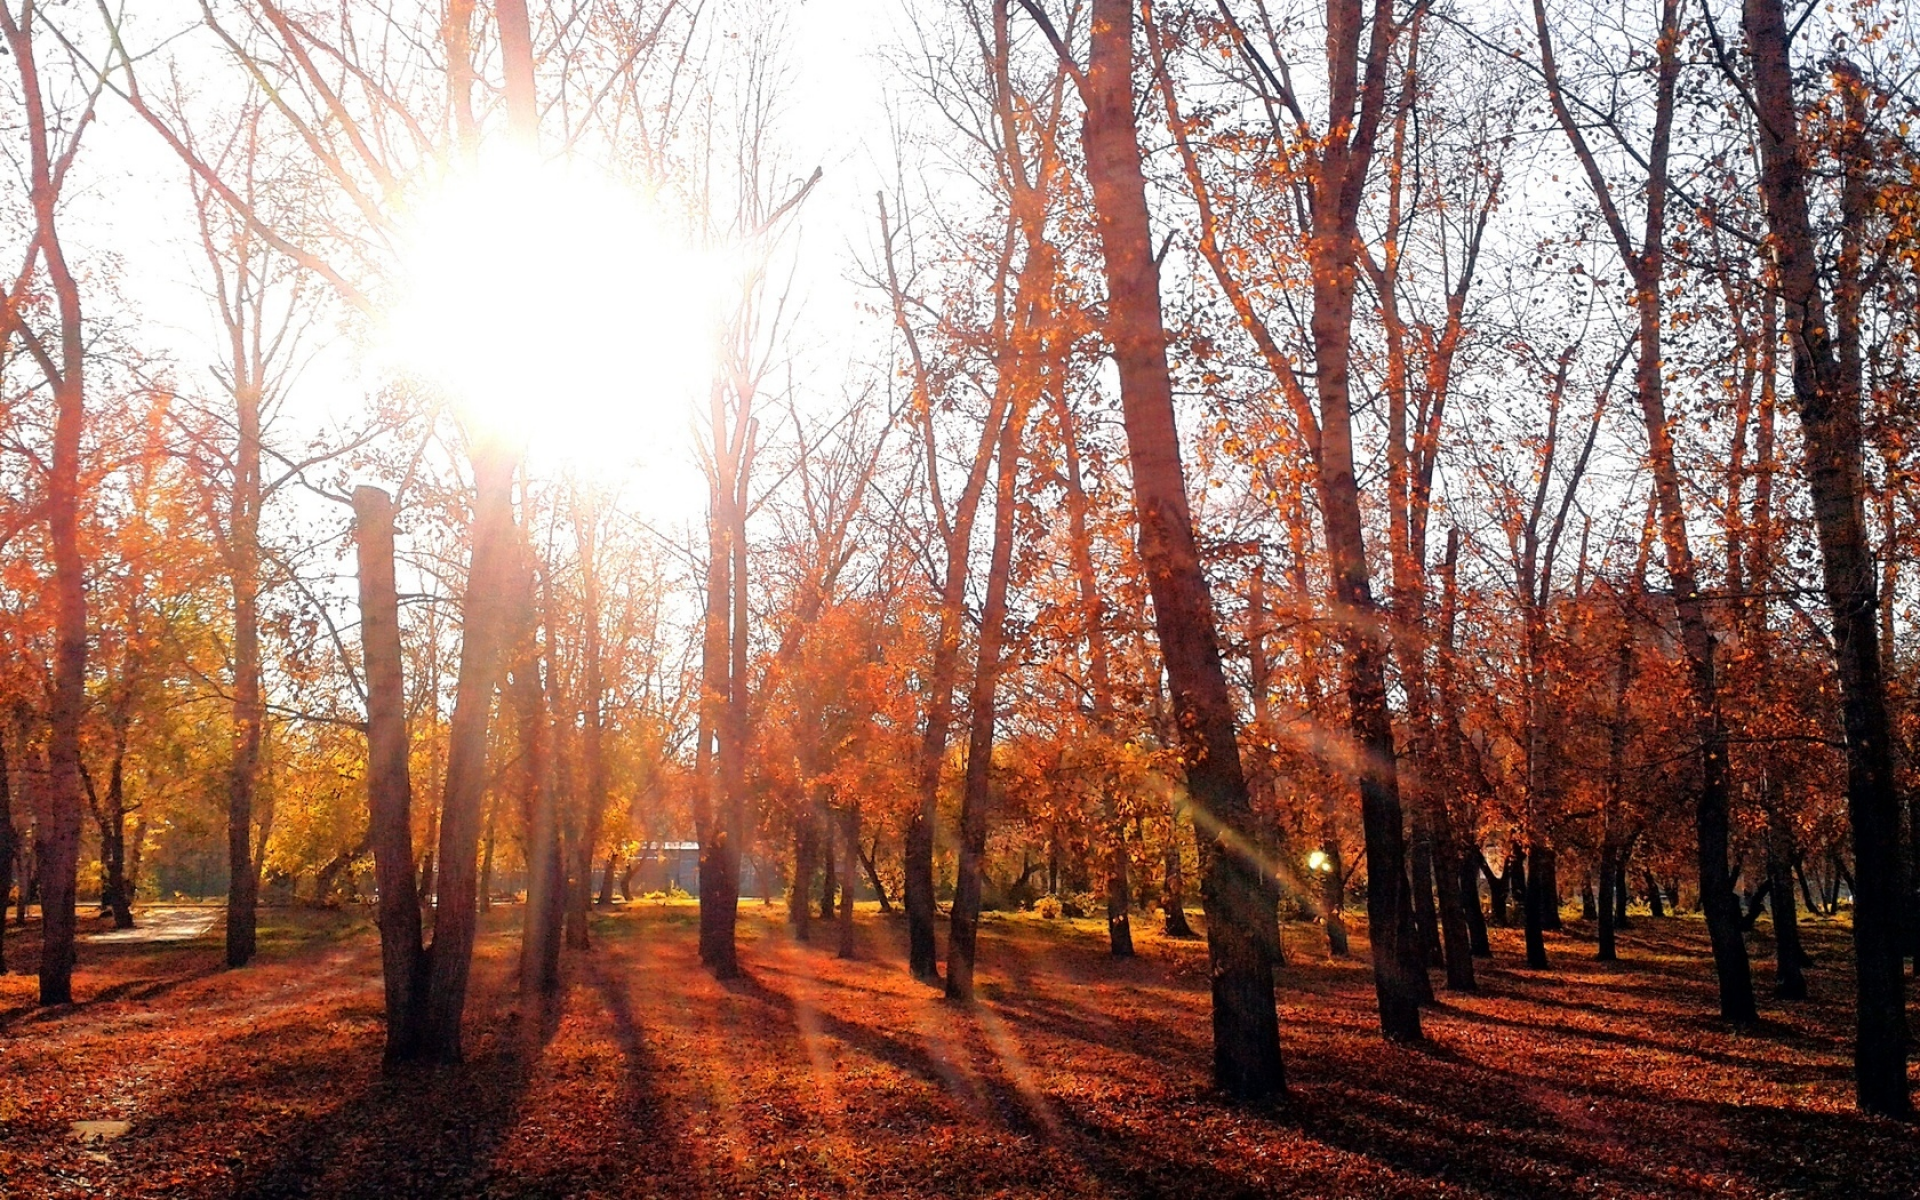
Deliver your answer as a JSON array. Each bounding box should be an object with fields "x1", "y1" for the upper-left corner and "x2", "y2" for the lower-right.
[{"x1": 2, "y1": 903, "x2": 1911, "y2": 1200}]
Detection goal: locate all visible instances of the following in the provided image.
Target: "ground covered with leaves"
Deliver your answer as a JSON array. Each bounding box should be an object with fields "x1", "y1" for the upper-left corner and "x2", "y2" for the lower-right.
[{"x1": 0, "y1": 901, "x2": 1912, "y2": 1198}]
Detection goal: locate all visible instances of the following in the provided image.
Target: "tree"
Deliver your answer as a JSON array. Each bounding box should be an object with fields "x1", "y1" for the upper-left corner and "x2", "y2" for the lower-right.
[
  {"x1": 1021, "y1": 0, "x2": 1286, "y2": 1097},
  {"x1": 0, "y1": 0, "x2": 100, "y2": 1007},
  {"x1": 1532, "y1": 0, "x2": 1756, "y2": 1024},
  {"x1": 1731, "y1": 0, "x2": 1909, "y2": 1114}
]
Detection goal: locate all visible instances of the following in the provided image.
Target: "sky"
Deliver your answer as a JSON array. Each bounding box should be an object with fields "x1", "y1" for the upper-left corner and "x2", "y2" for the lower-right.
[{"x1": 59, "y1": 0, "x2": 908, "y2": 535}]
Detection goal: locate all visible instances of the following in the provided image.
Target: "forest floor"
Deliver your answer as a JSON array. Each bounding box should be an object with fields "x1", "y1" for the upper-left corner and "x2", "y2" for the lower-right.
[{"x1": 0, "y1": 900, "x2": 1913, "y2": 1199}]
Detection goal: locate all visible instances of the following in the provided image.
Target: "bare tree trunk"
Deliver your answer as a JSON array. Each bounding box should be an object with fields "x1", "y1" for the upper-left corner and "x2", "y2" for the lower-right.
[
  {"x1": 695, "y1": 478, "x2": 731, "y2": 967},
  {"x1": 857, "y1": 839, "x2": 892, "y2": 915},
  {"x1": 3, "y1": 4, "x2": 89, "y2": 1008},
  {"x1": 1536, "y1": 0, "x2": 1754, "y2": 1023},
  {"x1": 819, "y1": 805, "x2": 838, "y2": 922},
  {"x1": 354, "y1": 486, "x2": 429, "y2": 1064},
  {"x1": 883, "y1": 209, "x2": 1010, "y2": 982},
  {"x1": 837, "y1": 805, "x2": 858, "y2": 959},
  {"x1": 1431, "y1": 530, "x2": 1475, "y2": 988},
  {"x1": 1739, "y1": 11, "x2": 1906, "y2": 1109},
  {"x1": 1162, "y1": 799, "x2": 1194, "y2": 939},
  {"x1": 514, "y1": 548, "x2": 563, "y2": 998},
  {"x1": 596, "y1": 852, "x2": 617, "y2": 907},
  {"x1": 479, "y1": 790, "x2": 497, "y2": 914},
  {"x1": 226, "y1": 375, "x2": 264, "y2": 968},
  {"x1": 1050, "y1": 380, "x2": 1132, "y2": 958},
  {"x1": 1288, "y1": 520, "x2": 1348, "y2": 960},
  {"x1": 418, "y1": 443, "x2": 518, "y2": 1061},
  {"x1": 1599, "y1": 597, "x2": 1635, "y2": 964},
  {"x1": 101, "y1": 705, "x2": 134, "y2": 930},
  {"x1": 1765, "y1": 787, "x2": 1807, "y2": 998},
  {"x1": 1078, "y1": 0, "x2": 1283, "y2": 1094},
  {"x1": 0, "y1": 733, "x2": 13, "y2": 974},
  {"x1": 790, "y1": 805, "x2": 818, "y2": 941},
  {"x1": 1461, "y1": 856, "x2": 1490, "y2": 957},
  {"x1": 567, "y1": 499, "x2": 607, "y2": 951},
  {"x1": 947, "y1": 391, "x2": 1026, "y2": 1003}
]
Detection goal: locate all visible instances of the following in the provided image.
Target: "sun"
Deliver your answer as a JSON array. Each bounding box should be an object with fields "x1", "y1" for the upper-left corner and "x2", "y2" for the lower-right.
[{"x1": 381, "y1": 148, "x2": 719, "y2": 502}]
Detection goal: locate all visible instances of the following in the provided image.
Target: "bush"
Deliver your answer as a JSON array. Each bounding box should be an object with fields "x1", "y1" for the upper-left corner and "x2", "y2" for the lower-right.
[
  {"x1": 1036, "y1": 895, "x2": 1062, "y2": 920},
  {"x1": 1060, "y1": 892, "x2": 1095, "y2": 919}
]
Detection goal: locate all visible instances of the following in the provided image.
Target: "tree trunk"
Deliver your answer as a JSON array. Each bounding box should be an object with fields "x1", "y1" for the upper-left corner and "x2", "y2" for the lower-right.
[
  {"x1": 1162, "y1": 800, "x2": 1194, "y2": 938},
  {"x1": 790, "y1": 807, "x2": 818, "y2": 940},
  {"x1": 837, "y1": 805, "x2": 858, "y2": 959},
  {"x1": 1598, "y1": 842, "x2": 1619, "y2": 963},
  {"x1": 5, "y1": 3, "x2": 88, "y2": 1007},
  {"x1": 1431, "y1": 532, "x2": 1475, "y2": 988},
  {"x1": 819, "y1": 804, "x2": 839, "y2": 923},
  {"x1": 0, "y1": 733, "x2": 13, "y2": 974},
  {"x1": 1523, "y1": 844, "x2": 1551, "y2": 969},
  {"x1": 1536, "y1": 0, "x2": 1753, "y2": 1024},
  {"x1": 695, "y1": 478, "x2": 731, "y2": 966},
  {"x1": 1081, "y1": 0, "x2": 1283, "y2": 1093},
  {"x1": 1765, "y1": 784, "x2": 1806, "y2": 999},
  {"x1": 1050, "y1": 378, "x2": 1132, "y2": 959},
  {"x1": 418, "y1": 442, "x2": 519, "y2": 1061},
  {"x1": 567, "y1": 499, "x2": 607, "y2": 951},
  {"x1": 1740, "y1": 0, "x2": 1907, "y2": 1112},
  {"x1": 1409, "y1": 809, "x2": 1441, "y2": 970},
  {"x1": 226, "y1": 374, "x2": 264, "y2": 968},
  {"x1": 596, "y1": 852, "x2": 618, "y2": 907},
  {"x1": 699, "y1": 440, "x2": 752, "y2": 977},
  {"x1": 857, "y1": 839, "x2": 892, "y2": 915},
  {"x1": 1461, "y1": 855, "x2": 1490, "y2": 957},
  {"x1": 354, "y1": 487, "x2": 429, "y2": 1064},
  {"x1": 513, "y1": 549, "x2": 563, "y2": 998},
  {"x1": 102, "y1": 713, "x2": 134, "y2": 930},
  {"x1": 947, "y1": 389, "x2": 1025, "y2": 1003},
  {"x1": 1613, "y1": 854, "x2": 1632, "y2": 929}
]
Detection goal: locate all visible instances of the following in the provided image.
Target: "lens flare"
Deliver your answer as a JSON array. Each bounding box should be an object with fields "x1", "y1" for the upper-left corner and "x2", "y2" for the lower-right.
[{"x1": 381, "y1": 148, "x2": 719, "y2": 500}]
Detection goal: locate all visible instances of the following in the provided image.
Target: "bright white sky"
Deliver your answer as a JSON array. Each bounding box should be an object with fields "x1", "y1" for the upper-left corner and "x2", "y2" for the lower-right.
[{"x1": 68, "y1": 0, "x2": 905, "y2": 533}]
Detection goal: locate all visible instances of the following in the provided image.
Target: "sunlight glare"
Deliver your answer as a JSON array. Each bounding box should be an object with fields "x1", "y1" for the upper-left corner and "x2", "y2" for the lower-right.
[{"x1": 382, "y1": 149, "x2": 718, "y2": 493}]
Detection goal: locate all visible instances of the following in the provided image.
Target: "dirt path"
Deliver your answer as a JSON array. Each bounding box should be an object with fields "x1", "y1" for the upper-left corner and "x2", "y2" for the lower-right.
[{"x1": 83, "y1": 907, "x2": 221, "y2": 945}]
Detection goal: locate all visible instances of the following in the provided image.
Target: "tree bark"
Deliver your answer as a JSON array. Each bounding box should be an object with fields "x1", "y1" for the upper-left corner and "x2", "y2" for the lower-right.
[
  {"x1": 837, "y1": 805, "x2": 859, "y2": 959},
  {"x1": 418, "y1": 442, "x2": 518, "y2": 1060},
  {"x1": 226, "y1": 374, "x2": 264, "y2": 968},
  {"x1": 790, "y1": 807, "x2": 818, "y2": 941},
  {"x1": 819, "y1": 805, "x2": 839, "y2": 923},
  {"x1": 695, "y1": 475, "x2": 732, "y2": 969},
  {"x1": 1050, "y1": 378, "x2": 1132, "y2": 958},
  {"x1": 1162, "y1": 797, "x2": 1194, "y2": 938},
  {"x1": 1431, "y1": 530, "x2": 1475, "y2": 988},
  {"x1": 3, "y1": 4, "x2": 88, "y2": 1008},
  {"x1": 567, "y1": 499, "x2": 607, "y2": 951},
  {"x1": 857, "y1": 839, "x2": 893, "y2": 914},
  {"x1": 100, "y1": 701, "x2": 134, "y2": 930},
  {"x1": 0, "y1": 733, "x2": 13, "y2": 974},
  {"x1": 354, "y1": 486, "x2": 429, "y2": 1064},
  {"x1": 513, "y1": 541, "x2": 564, "y2": 998},
  {"x1": 1079, "y1": 0, "x2": 1284, "y2": 1093},
  {"x1": 947, "y1": 389, "x2": 1026, "y2": 1003},
  {"x1": 1739, "y1": 13, "x2": 1906, "y2": 1108}
]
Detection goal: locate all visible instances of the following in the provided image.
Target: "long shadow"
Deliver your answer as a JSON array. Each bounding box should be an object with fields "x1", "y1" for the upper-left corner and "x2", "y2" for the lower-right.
[
  {"x1": 212, "y1": 1016, "x2": 543, "y2": 1198},
  {"x1": 0, "y1": 954, "x2": 226, "y2": 1032},
  {"x1": 1273, "y1": 1027, "x2": 1919, "y2": 1200},
  {"x1": 725, "y1": 966, "x2": 1052, "y2": 1139},
  {"x1": 585, "y1": 956, "x2": 694, "y2": 1182},
  {"x1": 1434, "y1": 1001, "x2": 1846, "y2": 1083}
]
